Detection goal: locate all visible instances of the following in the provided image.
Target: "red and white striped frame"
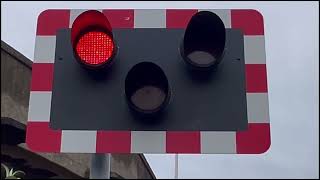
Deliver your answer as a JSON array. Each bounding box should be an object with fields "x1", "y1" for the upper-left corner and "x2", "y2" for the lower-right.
[{"x1": 26, "y1": 9, "x2": 270, "y2": 154}]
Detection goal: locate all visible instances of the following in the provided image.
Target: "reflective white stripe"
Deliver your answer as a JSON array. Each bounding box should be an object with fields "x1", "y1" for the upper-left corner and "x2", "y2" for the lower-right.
[
  {"x1": 134, "y1": 9, "x2": 166, "y2": 28},
  {"x1": 131, "y1": 131, "x2": 166, "y2": 153},
  {"x1": 201, "y1": 131, "x2": 236, "y2": 153},
  {"x1": 28, "y1": 91, "x2": 52, "y2": 122},
  {"x1": 246, "y1": 93, "x2": 270, "y2": 123},
  {"x1": 244, "y1": 36, "x2": 266, "y2": 64},
  {"x1": 198, "y1": 9, "x2": 231, "y2": 28},
  {"x1": 34, "y1": 36, "x2": 56, "y2": 63},
  {"x1": 61, "y1": 130, "x2": 97, "y2": 153},
  {"x1": 69, "y1": 9, "x2": 103, "y2": 28}
]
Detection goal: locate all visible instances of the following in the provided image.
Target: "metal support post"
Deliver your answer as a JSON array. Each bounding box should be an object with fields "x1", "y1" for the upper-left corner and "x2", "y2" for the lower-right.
[{"x1": 90, "y1": 153, "x2": 111, "y2": 179}]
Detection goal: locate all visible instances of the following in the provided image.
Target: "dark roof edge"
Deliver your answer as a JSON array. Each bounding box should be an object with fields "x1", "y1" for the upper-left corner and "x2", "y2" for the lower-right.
[
  {"x1": 1, "y1": 40, "x2": 33, "y2": 69},
  {"x1": 1, "y1": 117, "x2": 26, "y2": 131},
  {"x1": 138, "y1": 154, "x2": 157, "y2": 179}
]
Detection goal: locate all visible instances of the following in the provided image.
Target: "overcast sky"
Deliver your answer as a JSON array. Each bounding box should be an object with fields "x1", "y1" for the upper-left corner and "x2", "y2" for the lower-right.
[{"x1": 1, "y1": 1, "x2": 319, "y2": 179}]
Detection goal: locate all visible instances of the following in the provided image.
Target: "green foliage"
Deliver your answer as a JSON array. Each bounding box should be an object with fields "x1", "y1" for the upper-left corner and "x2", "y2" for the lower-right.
[{"x1": 1, "y1": 163, "x2": 25, "y2": 179}]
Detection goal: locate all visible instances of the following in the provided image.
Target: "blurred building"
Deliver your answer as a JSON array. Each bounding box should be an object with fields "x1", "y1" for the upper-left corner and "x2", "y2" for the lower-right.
[{"x1": 1, "y1": 41, "x2": 156, "y2": 179}]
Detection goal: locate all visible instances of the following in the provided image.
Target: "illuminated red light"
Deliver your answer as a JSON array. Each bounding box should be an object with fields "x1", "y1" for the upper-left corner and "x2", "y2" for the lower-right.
[{"x1": 75, "y1": 31, "x2": 114, "y2": 66}]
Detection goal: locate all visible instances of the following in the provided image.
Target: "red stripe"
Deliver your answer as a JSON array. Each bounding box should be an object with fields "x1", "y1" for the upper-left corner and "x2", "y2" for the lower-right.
[
  {"x1": 102, "y1": 10, "x2": 134, "y2": 28},
  {"x1": 31, "y1": 63, "x2": 54, "y2": 91},
  {"x1": 245, "y1": 64, "x2": 268, "y2": 92},
  {"x1": 37, "y1": 10, "x2": 70, "y2": 35},
  {"x1": 166, "y1": 9, "x2": 198, "y2": 28},
  {"x1": 231, "y1": 9, "x2": 264, "y2": 35},
  {"x1": 236, "y1": 123, "x2": 271, "y2": 154},
  {"x1": 26, "y1": 122, "x2": 61, "y2": 153},
  {"x1": 166, "y1": 131, "x2": 200, "y2": 153},
  {"x1": 96, "y1": 131, "x2": 131, "y2": 153}
]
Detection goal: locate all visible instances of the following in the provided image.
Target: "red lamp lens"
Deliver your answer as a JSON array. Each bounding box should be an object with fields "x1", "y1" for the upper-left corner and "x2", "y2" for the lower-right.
[{"x1": 75, "y1": 31, "x2": 114, "y2": 66}]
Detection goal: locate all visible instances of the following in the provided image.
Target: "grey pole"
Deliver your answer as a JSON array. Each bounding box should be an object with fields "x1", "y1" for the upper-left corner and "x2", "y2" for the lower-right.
[
  {"x1": 175, "y1": 154, "x2": 178, "y2": 179},
  {"x1": 90, "y1": 153, "x2": 111, "y2": 179}
]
